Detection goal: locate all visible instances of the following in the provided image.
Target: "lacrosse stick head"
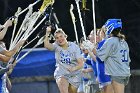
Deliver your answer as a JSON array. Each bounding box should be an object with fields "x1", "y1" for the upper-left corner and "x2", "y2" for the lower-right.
[
  {"x1": 39, "y1": 0, "x2": 55, "y2": 13},
  {"x1": 82, "y1": 40, "x2": 95, "y2": 51}
]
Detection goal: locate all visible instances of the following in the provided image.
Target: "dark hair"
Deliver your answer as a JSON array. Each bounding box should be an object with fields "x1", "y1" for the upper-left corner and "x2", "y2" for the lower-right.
[{"x1": 111, "y1": 28, "x2": 126, "y2": 40}]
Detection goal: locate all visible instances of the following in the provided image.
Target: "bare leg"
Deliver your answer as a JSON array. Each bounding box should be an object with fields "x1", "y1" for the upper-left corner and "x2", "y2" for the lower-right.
[
  {"x1": 68, "y1": 84, "x2": 77, "y2": 93},
  {"x1": 103, "y1": 84, "x2": 114, "y2": 93},
  {"x1": 56, "y1": 77, "x2": 69, "y2": 93},
  {"x1": 112, "y1": 80, "x2": 124, "y2": 93}
]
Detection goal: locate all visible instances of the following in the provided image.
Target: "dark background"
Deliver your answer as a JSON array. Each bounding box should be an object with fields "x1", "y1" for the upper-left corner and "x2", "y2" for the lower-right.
[{"x1": 0, "y1": 0, "x2": 140, "y2": 69}]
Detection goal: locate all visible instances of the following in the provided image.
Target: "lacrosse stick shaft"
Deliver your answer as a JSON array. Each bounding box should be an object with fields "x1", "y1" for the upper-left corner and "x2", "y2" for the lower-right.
[
  {"x1": 11, "y1": 0, "x2": 54, "y2": 49},
  {"x1": 92, "y1": 0, "x2": 96, "y2": 44},
  {"x1": 22, "y1": 36, "x2": 39, "y2": 49},
  {"x1": 10, "y1": 7, "x2": 33, "y2": 50},
  {"x1": 75, "y1": 1, "x2": 86, "y2": 41},
  {"x1": 16, "y1": 36, "x2": 45, "y2": 63},
  {"x1": 70, "y1": 4, "x2": 79, "y2": 44},
  {"x1": 23, "y1": 14, "x2": 48, "y2": 41},
  {"x1": 17, "y1": 0, "x2": 41, "y2": 16},
  {"x1": 17, "y1": 0, "x2": 54, "y2": 45},
  {"x1": 16, "y1": 44, "x2": 38, "y2": 63},
  {"x1": 53, "y1": 13, "x2": 60, "y2": 29},
  {"x1": 10, "y1": 7, "x2": 22, "y2": 48},
  {"x1": 12, "y1": 12, "x2": 42, "y2": 49}
]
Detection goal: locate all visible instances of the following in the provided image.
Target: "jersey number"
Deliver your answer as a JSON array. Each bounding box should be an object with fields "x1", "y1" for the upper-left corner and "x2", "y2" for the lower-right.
[
  {"x1": 120, "y1": 50, "x2": 128, "y2": 62},
  {"x1": 61, "y1": 58, "x2": 71, "y2": 64}
]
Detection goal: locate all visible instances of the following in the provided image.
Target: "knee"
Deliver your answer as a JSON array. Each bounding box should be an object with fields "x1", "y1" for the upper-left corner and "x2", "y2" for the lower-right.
[{"x1": 56, "y1": 77, "x2": 68, "y2": 87}]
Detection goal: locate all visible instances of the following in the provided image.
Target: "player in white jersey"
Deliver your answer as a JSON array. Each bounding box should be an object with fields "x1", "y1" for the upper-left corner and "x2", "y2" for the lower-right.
[
  {"x1": 96, "y1": 19, "x2": 131, "y2": 93},
  {"x1": 44, "y1": 27, "x2": 84, "y2": 93}
]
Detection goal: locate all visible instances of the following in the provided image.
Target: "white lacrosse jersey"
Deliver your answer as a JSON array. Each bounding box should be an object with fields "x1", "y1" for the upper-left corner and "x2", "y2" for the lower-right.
[
  {"x1": 97, "y1": 37, "x2": 131, "y2": 76},
  {"x1": 52, "y1": 42, "x2": 83, "y2": 88}
]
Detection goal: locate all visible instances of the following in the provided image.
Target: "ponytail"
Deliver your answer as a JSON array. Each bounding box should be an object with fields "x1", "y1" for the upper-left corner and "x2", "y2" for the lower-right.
[{"x1": 111, "y1": 28, "x2": 126, "y2": 40}]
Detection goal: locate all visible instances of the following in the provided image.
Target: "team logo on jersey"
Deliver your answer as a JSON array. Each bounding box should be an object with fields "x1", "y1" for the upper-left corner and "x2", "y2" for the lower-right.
[{"x1": 59, "y1": 50, "x2": 71, "y2": 64}]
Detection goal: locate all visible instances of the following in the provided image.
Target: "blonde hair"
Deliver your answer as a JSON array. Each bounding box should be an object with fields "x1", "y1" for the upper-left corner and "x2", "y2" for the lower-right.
[
  {"x1": 101, "y1": 26, "x2": 107, "y2": 34},
  {"x1": 54, "y1": 28, "x2": 67, "y2": 37}
]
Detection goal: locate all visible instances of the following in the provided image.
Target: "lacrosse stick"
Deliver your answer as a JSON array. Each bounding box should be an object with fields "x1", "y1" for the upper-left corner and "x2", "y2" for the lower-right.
[
  {"x1": 10, "y1": 0, "x2": 54, "y2": 50},
  {"x1": 70, "y1": 4, "x2": 79, "y2": 45},
  {"x1": 92, "y1": 0, "x2": 97, "y2": 44},
  {"x1": 16, "y1": 36, "x2": 45, "y2": 63},
  {"x1": 75, "y1": 0, "x2": 86, "y2": 41}
]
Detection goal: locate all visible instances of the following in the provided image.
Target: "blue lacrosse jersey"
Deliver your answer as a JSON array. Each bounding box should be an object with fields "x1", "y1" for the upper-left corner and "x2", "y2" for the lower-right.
[
  {"x1": 82, "y1": 54, "x2": 96, "y2": 82},
  {"x1": 96, "y1": 39, "x2": 111, "y2": 83},
  {"x1": 85, "y1": 55, "x2": 97, "y2": 78},
  {"x1": 0, "y1": 74, "x2": 4, "y2": 93}
]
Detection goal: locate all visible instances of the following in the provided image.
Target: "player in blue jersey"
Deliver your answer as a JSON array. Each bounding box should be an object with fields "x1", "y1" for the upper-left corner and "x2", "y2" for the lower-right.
[
  {"x1": 83, "y1": 29, "x2": 114, "y2": 93},
  {"x1": 96, "y1": 19, "x2": 131, "y2": 93},
  {"x1": 78, "y1": 39, "x2": 99, "y2": 93},
  {"x1": 44, "y1": 27, "x2": 84, "y2": 93},
  {"x1": 77, "y1": 48, "x2": 94, "y2": 93},
  {"x1": 96, "y1": 27, "x2": 114, "y2": 93}
]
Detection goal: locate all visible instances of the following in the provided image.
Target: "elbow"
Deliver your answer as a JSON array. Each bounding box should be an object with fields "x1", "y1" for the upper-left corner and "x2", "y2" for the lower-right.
[
  {"x1": 44, "y1": 43, "x2": 54, "y2": 51},
  {"x1": 2, "y1": 57, "x2": 11, "y2": 63},
  {"x1": 6, "y1": 51, "x2": 14, "y2": 57}
]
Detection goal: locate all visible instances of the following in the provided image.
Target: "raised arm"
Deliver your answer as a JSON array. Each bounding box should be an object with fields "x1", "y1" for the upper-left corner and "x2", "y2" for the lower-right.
[
  {"x1": 0, "y1": 19, "x2": 12, "y2": 40},
  {"x1": 44, "y1": 26, "x2": 54, "y2": 50}
]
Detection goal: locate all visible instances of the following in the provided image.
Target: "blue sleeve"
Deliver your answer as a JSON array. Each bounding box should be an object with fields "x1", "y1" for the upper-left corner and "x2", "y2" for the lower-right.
[{"x1": 85, "y1": 59, "x2": 92, "y2": 65}]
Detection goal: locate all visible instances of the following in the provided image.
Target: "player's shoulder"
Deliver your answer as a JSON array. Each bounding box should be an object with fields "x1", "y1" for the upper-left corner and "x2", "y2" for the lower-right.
[
  {"x1": 107, "y1": 37, "x2": 118, "y2": 41},
  {"x1": 68, "y1": 41, "x2": 78, "y2": 47},
  {"x1": 102, "y1": 37, "x2": 118, "y2": 47},
  {"x1": 106, "y1": 37, "x2": 118, "y2": 43},
  {"x1": 120, "y1": 39, "x2": 129, "y2": 47}
]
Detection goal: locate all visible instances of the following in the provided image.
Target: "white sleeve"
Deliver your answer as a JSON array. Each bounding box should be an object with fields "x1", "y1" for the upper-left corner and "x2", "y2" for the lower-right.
[
  {"x1": 74, "y1": 44, "x2": 83, "y2": 59},
  {"x1": 97, "y1": 39, "x2": 114, "y2": 61}
]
